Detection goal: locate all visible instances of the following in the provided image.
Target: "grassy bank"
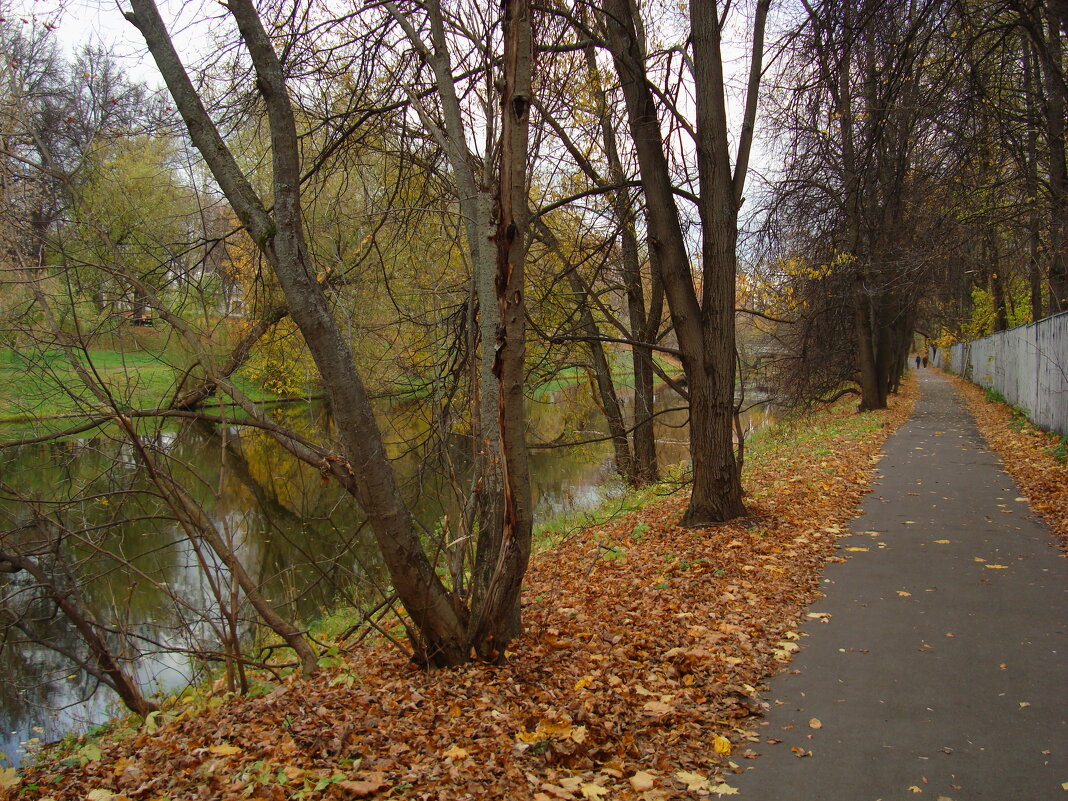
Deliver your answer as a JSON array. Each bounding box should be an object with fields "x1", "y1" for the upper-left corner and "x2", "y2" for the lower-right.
[
  {"x1": 0, "y1": 345, "x2": 278, "y2": 436},
  {"x1": 5, "y1": 378, "x2": 917, "y2": 801}
]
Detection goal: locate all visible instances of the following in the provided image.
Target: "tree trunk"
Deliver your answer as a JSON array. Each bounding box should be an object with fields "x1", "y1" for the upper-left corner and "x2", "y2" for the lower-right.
[
  {"x1": 854, "y1": 274, "x2": 884, "y2": 411},
  {"x1": 128, "y1": 0, "x2": 469, "y2": 667},
  {"x1": 5, "y1": 551, "x2": 159, "y2": 718},
  {"x1": 604, "y1": 0, "x2": 749, "y2": 527},
  {"x1": 583, "y1": 42, "x2": 660, "y2": 484},
  {"x1": 538, "y1": 218, "x2": 633, "y2": 480},
  {"x1": 1041, "y1": 2, "x2": 1068, "y2": 311},
  {"x1": 1023, "y1": 35, "x2": 1046, "y2": 320},
  {"x1": 685, "y1": 0, "x2": 747, "y2": 526},
  {"x1": 468, "y1": 0, "x2": 533, "y2": 659}
]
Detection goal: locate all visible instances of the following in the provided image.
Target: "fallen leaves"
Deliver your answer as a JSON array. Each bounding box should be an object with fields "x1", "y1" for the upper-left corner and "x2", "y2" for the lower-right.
[
  {"x1": 629, "y1": 771, "x2": 656, "y2": 792},
  {"x1": 642, "y1": 700, "x2": 674, "y2": 715},
  {"x1": 6, "y1": 382, "x2": 918, "y2": 801},
  {"x1": 674, "y1": 771, "x2": 711, "y2": 792},
  {"x1": 206, "y1": 744, "x2": 241, "y2": 757},
  {"x1": 338, "y1": 772, "x2": 388, "y2": 798},
  {"x1": 952, "y1": 374, "x2": 1068, "y2": 550}
]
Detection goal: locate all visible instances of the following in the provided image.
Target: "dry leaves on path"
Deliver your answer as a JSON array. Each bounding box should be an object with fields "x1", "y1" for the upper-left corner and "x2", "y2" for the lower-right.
[
  {"x1": 7, "y1": 382, "x2": 917, "y2": 801},
  {"x1": 948, "y1": 373, "x2": 1068, "y2": 547}
]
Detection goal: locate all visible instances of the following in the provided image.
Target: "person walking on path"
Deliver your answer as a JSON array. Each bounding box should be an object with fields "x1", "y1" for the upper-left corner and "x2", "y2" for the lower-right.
[
  {"x1": 730, "y1": 369, "x2": 1068, "y2": 799},
  {"x1": 922, "y1": 354, "x2": 928, "y2": 368},
  {"x1": 915, "y1": 354, "x2": 921, "y2": 368}
]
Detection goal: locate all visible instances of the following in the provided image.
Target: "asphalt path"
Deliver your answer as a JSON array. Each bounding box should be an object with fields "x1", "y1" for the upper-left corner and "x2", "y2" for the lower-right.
[{"x1": 730, "y1": 368, "x2": 1068, "y2": 800}]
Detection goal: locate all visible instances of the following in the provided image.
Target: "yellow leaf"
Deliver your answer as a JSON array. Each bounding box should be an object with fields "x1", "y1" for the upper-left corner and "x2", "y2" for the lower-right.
[
  {"x1": 515, "y1": 730, "x2": 540, "y2": 743},
  {"x1": 933, "y1": 539, "x2": 951, "y2": 544},
  {"x1": 570, "y1": 725, "x2": 588, "y2": 744},
  {"x1": 580, "y1": 783, "x2": 609, "y2": 799},
  {"x1": 846, "y1": 547, "x2": 869, "y2": 552},
  {"x1": 909, "y1": 787, "x2": 923, "y2": 793},
  {"x1": 809, "y1": 718, "x2": 822, "y2": 729},
  {"x1": 985, "y1": 564, "x2": 1009, "y2": 569},
  {"x1": 629, "y1": 771, "x2": 656, "y2": 791},
  {"x1": 86, "y1": 792, "x2": 117, "y2": 801},
  {"x1": 712, "y1": 784, "x2": 740, "y2": 796},
  {"x1": 539, "y1": 719, "x2": 574, "y2": 739},
  {"x1": 0, "y1": 768, "x2": 19, "y2": 790},
  {"x1": 675, "y1": 771, "x2": 710, "y2": 792},
  {"x1": 574, "y1": 675, "x2": 594, "y2": 691},
  {"x1": 713, "y1": 734, "x2": 732, "y2": 755},
  {"x1": 208, "y1": 744, "x2": 242, "y2": 756},
  {"x1": 807, "y1": 612, "x2": 831, "y2": 620},
  {"x1": 443, "y1": 745, "x2": 469, "y2": 760},
  {"x1": 897, "y1": 591, "x2": 912, "y2": 597}
]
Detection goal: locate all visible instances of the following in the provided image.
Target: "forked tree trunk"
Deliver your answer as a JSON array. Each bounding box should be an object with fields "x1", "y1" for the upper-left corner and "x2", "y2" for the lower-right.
[
  {"x1": 604, "y1": 0, "x2": 759, "y2": 526},
  {"x1": 128, "y1": 0, "x2": 477, "y2": 667}
]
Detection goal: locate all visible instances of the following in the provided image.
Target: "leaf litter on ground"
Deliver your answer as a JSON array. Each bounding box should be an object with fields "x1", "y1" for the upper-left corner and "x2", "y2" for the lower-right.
[
  {"x1": 6, "y1": 381, "x2": 919, "y2": 801},
  {"x1": 947, "y1": 373, "x2": 1068, "y2": 549}
]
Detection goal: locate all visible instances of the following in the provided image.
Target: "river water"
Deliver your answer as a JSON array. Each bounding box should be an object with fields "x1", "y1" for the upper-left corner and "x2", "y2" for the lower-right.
[{"x1": 0, "y1": 384, "x2": 772, "y2": 764}]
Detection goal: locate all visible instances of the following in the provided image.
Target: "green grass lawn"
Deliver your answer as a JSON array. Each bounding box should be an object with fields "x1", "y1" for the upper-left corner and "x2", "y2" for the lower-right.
[{"x1": 0, "y1": 345, "x2": 275, "y2": 430}]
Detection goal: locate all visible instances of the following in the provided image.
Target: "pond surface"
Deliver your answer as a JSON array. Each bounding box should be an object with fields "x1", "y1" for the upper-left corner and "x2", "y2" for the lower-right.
[{"x1": 0, "y1": 383, "x2": 772, "y2": 765}]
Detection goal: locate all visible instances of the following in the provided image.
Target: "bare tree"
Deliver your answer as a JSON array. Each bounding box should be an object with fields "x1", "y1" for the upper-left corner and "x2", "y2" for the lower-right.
[
  {"x1": 598, "y1": 0, "x2": 771, "y2": 525},
  {"x1": 123, "y1": 0, "x2": 534, "y2": 665}
]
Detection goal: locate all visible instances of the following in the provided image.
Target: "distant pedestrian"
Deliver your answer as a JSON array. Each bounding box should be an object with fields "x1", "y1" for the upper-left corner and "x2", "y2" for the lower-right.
[
  {"x1": 915, "y1": 355, "x2": 921, "y2": 369},
  {"x1": 922, "y1": 355, "x2": 928, "y2": 368}
]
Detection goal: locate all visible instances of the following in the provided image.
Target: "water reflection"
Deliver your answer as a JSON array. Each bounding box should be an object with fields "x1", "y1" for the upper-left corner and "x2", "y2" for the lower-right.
[{"x1": 0, "y1": 382, "x2": 771, "y2": 764}]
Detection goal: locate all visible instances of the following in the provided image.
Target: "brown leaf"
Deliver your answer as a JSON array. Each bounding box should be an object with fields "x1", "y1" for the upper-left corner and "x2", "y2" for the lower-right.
[{"x1": 340, "y1": 773, "x2": 389, "y2": 798}]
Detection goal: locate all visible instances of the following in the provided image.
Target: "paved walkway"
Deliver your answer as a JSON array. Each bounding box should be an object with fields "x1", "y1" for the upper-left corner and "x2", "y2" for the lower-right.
[{"x1": 731, "y1": 369, "x2": 1068, "y2": 800}]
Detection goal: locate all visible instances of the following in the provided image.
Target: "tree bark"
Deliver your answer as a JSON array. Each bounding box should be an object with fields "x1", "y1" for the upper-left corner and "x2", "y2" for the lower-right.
[
  {"x1": 1040, "y1": 2, "x2": 1068, "y2": 311},
  {"x1": 583, "y1": 43, "x2": 659, "y2": 484},
  {"x1": 468, "y1": 0, "x2": 534, "y2": 659},
  {"x1": 127, "y1": 0, "x2": 469, "y2": 666},
  {"x1": 603, "y1": 0, "x2": 757, "y2": 525}
]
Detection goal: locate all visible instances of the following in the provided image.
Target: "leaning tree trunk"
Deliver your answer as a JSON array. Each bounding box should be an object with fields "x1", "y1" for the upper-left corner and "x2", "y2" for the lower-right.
[
  {"x1": 585, "y1": 41, "x2": 660, "y2": 485},
  {"x1": 128, "y1": 0, "x2": 470, "y2": 667}
]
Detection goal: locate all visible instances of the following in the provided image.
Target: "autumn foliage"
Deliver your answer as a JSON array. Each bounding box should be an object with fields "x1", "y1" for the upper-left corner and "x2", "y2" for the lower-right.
[
  {"x1": 948, "y1": 373, "x2": 1068, "y2": 548},
  {"x1": 5, "y1": 385, "x2": 917, "y2": 800}
]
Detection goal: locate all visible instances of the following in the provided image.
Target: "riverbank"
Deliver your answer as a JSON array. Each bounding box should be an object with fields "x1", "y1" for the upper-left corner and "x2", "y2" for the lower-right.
[{"x1": 4, "y1": 381, "x2": 917, "y2": 800}]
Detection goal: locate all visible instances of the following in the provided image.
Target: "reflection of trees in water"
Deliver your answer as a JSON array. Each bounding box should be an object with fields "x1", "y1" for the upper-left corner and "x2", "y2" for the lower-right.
[
  {"x1": 0, "y1": 417, "x2": 386, "y2": 760},
  {"x1": 0, "y1": 385, "x2": 771, "y2": 758}
]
